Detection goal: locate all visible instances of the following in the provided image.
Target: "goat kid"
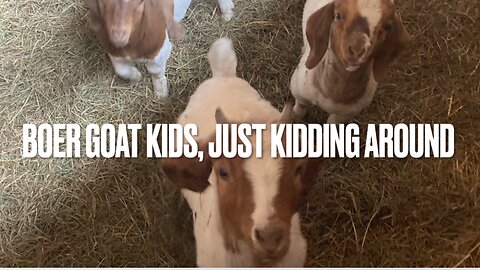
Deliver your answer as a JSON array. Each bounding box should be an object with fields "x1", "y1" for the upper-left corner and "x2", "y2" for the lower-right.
[
  {"x1": 86, "y1": 0, "x2": 234, "y2": 97},
  {"x1": 161, "y1": 38, "x2": 318, "y2": 267},
  {"x1": 291, "y1": 0, "x2": 411, "y2": 123}
]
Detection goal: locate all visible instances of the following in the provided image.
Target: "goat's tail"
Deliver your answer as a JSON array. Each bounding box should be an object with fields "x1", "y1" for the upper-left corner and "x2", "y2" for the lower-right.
[{"x1": 208, "y1": 38, "x2": 237, "y2": 78}]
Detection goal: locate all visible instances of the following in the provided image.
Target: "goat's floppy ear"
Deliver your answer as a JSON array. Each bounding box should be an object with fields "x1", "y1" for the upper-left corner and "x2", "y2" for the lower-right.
[
  {"x1": 373, "y1": 11, "x2": 411, "y2": 82},
  {"x1": 215, "y1": 108, "x2": 229, "y2": 124},
  {"x1": 305, "y1": 3, "x2": 334, "y2": 69},
  {"x1": 161, "y1": 146, "x2": 211, "y2": 192}
]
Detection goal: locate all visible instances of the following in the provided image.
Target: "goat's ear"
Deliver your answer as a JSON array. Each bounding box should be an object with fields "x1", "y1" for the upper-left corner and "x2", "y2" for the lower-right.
[
  {"x1": 373, "y1": 11, "x2": 411, "y2": 82},
  {"x1": 161, "y1": 149, "x2": 212, "y2": 192},
  {"x1": 215, "y1": 108, "x2": 229, "y2": 124},
  {"x1": 305, "y1": 3, "x2": 334, "y2": 69}
]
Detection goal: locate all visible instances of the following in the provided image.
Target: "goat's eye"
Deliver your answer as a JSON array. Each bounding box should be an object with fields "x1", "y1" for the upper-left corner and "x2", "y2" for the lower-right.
[
  {"x1": 334, "y1": 13, "x2": 342, "y2": 21},
  {"x1": 219, "y1": 167, "x2": 229, "y2": 179}
]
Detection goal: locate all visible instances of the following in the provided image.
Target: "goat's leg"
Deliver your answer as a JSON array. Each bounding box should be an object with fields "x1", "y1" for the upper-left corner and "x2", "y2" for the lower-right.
[
  {"x1": 217, "y1": 0, "x2": 234, "y2": 21},
  {"x1": 277, "y1": 213, "x2": 307, "y2": 267},
  {"x1": 109, "y1": 55, "x2": 142, "y2": 82},
  {"x1": 146, "y1": 37, "x2": 172, "y2": 97},
  {"x1": 173, "y1": 0, "x2": 192, "y2": 22},
  {"x1": 293, "y1": 99, "x2": 308, "y2": 119}
]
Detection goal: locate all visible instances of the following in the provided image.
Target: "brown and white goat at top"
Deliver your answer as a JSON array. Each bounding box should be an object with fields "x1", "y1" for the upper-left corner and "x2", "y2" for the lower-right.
[
  {"x1": 85, "y1": 0, "x2": 235, "y2": 97},
  {"x1": 161, "y1": 38, "x2": 318, "y2": 267},
  {"x1": 291, "y1": 0, "x2": 411, "y2": 123}
]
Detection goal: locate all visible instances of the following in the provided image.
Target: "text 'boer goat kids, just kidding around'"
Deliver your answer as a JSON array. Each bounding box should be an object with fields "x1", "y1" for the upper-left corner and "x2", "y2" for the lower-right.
[
  {"x1": 161, "y1": 38, "x2": 320, "y2": 267},
  {"x1": 85, "y1": 0, "x2": 235, "y2": 97},
  {"x1": 291, "y1": 0, "x2": 411, "y2": 123}
]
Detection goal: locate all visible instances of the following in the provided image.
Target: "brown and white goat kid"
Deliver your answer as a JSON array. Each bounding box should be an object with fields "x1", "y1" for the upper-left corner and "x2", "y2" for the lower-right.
[
  {"x1": 85, "y1": 0, "x2": 234, "y2": 97},
  {"x1": 290, "y1": 0, "x2": 411, "y2": 123},
  {"x1": 161, "y1": 38, "x2": 318, "y2": 267}
]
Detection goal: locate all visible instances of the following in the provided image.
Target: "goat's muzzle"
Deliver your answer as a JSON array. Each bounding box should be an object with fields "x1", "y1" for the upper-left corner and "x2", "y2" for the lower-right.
[
  {"x1": 343, "y1": 33, "x2": 372, "y2": 69},
  {"x1": 110, "y1": 29, "x2": 130, "y2": 48},
  {"x1": 252, "y1": 221, "x2": 290, "y2": 266}
]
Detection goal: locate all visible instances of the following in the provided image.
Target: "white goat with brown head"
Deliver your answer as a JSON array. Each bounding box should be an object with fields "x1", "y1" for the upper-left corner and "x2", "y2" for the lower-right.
[
  {"x1": 85, "y1": 0, "x2": 235, "y2": 97},
  {"x1": 291, "y1": 0, "x2": 411, "y2": 123},
  {"x1": 161, "y1": 38, "x2": 319, "y2": 267}
]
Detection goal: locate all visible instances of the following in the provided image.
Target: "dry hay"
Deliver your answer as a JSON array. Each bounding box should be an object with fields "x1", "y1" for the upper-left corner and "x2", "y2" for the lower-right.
[{"x1": 0, "y1": 0, "x2": 479, "y2": 267}]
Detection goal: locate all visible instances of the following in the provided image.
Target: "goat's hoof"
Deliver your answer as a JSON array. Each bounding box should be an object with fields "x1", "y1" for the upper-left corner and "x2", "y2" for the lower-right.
[
  {"x1": 129, "y1": 69, "x2": 142, "y2": 82},
  {"x1": 221, "y1": 11, "x2": 233, "y2": 22}
]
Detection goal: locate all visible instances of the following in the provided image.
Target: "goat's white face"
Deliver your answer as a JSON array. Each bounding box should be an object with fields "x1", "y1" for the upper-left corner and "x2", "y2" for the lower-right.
[
  {"x1": 305, "y1": 0, "x2": 411, "y2": 80},
  {"x1": 161, "y1": 106, "x2": 318, "y2": 266},
  {"x1": 97, "y1": 0, "x2": 145, "y2": 48}
]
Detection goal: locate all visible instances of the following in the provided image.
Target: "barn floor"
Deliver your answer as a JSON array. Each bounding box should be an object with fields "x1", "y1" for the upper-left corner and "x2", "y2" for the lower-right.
[{"x1": 0, "y1": 0, "x2": 479, "y2": 267}]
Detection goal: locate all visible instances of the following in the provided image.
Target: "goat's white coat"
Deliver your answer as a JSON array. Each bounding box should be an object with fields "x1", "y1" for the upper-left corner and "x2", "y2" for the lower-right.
[
  {"x1": 291, "y1": 0, "x2": 379, "y2": 123},
  {"x1": 174, "y1": 0, "x2": 192, "y2": 22},
  {"x1": 217, "y1": 0, "x2": 235, "y2": 21},
  {"x1": 357, "y1": 0, "x2": 383, "y2": 35},
  {"x1": 177, "y1": 38, "x2": 307, "y2": 267},
  {"x1": 245, "y1": 149, "x2": 281, "y2": 231}
]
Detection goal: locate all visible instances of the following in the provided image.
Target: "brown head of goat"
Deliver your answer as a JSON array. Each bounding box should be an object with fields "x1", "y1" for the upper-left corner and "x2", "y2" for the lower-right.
[{"x1": 305, "y1": 0, "x2": 411, "y2": 81}]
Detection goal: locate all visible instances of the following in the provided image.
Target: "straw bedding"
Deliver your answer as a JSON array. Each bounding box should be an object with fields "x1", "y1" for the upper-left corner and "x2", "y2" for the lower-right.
[{"x1": 0, "y1": 0, "x2": 479, "y2": 266}]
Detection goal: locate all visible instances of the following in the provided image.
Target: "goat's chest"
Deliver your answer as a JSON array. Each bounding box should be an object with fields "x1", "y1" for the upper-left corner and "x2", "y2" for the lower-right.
[
  {"x1": 293, "y1": 57, "x2": 378, "y2": 116},
  {"x1": 318, "y1": 63, "x2": 372, "y2": 103}
]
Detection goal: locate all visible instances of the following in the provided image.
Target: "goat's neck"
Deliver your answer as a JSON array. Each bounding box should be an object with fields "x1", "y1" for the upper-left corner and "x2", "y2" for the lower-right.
[{"x1": 312, "y1": 47, "x2": 373, "y2": 104}]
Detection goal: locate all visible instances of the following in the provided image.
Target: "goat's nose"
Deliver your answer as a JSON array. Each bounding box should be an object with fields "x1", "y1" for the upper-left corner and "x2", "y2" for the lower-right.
[
  {"x1": 254, "y1": 225, "x2": 286, "y2": 252},
  {"x1": 348, "y1": 45, "x2": 366, "y2": 58},
  {"x1": 110, "y1": 29, "x2": 129, "y2": 47}
]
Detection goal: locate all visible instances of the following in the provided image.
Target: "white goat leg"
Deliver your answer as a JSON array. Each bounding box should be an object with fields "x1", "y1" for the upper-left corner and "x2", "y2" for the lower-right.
[
  {"x1": 173, "y1": 0, "x2": 192, "y2": 22},
  {"x1": 217, "y1": 0, "x2": 234, "y2": 21},
  {"x1": 109, "y1": 55, "x2": 142, "y2": 82},
  {"x1": 293, "y1": 100, "x2": 308, "y2": 118},
  {"x1": 146, "y1": 37, "x2": 173, "y2": 97}
]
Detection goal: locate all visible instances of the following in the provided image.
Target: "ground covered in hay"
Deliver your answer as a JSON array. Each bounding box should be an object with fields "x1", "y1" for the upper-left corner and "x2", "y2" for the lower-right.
[{"x1": 0, "y1": 0, "x2": 479, "y2": 267}]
